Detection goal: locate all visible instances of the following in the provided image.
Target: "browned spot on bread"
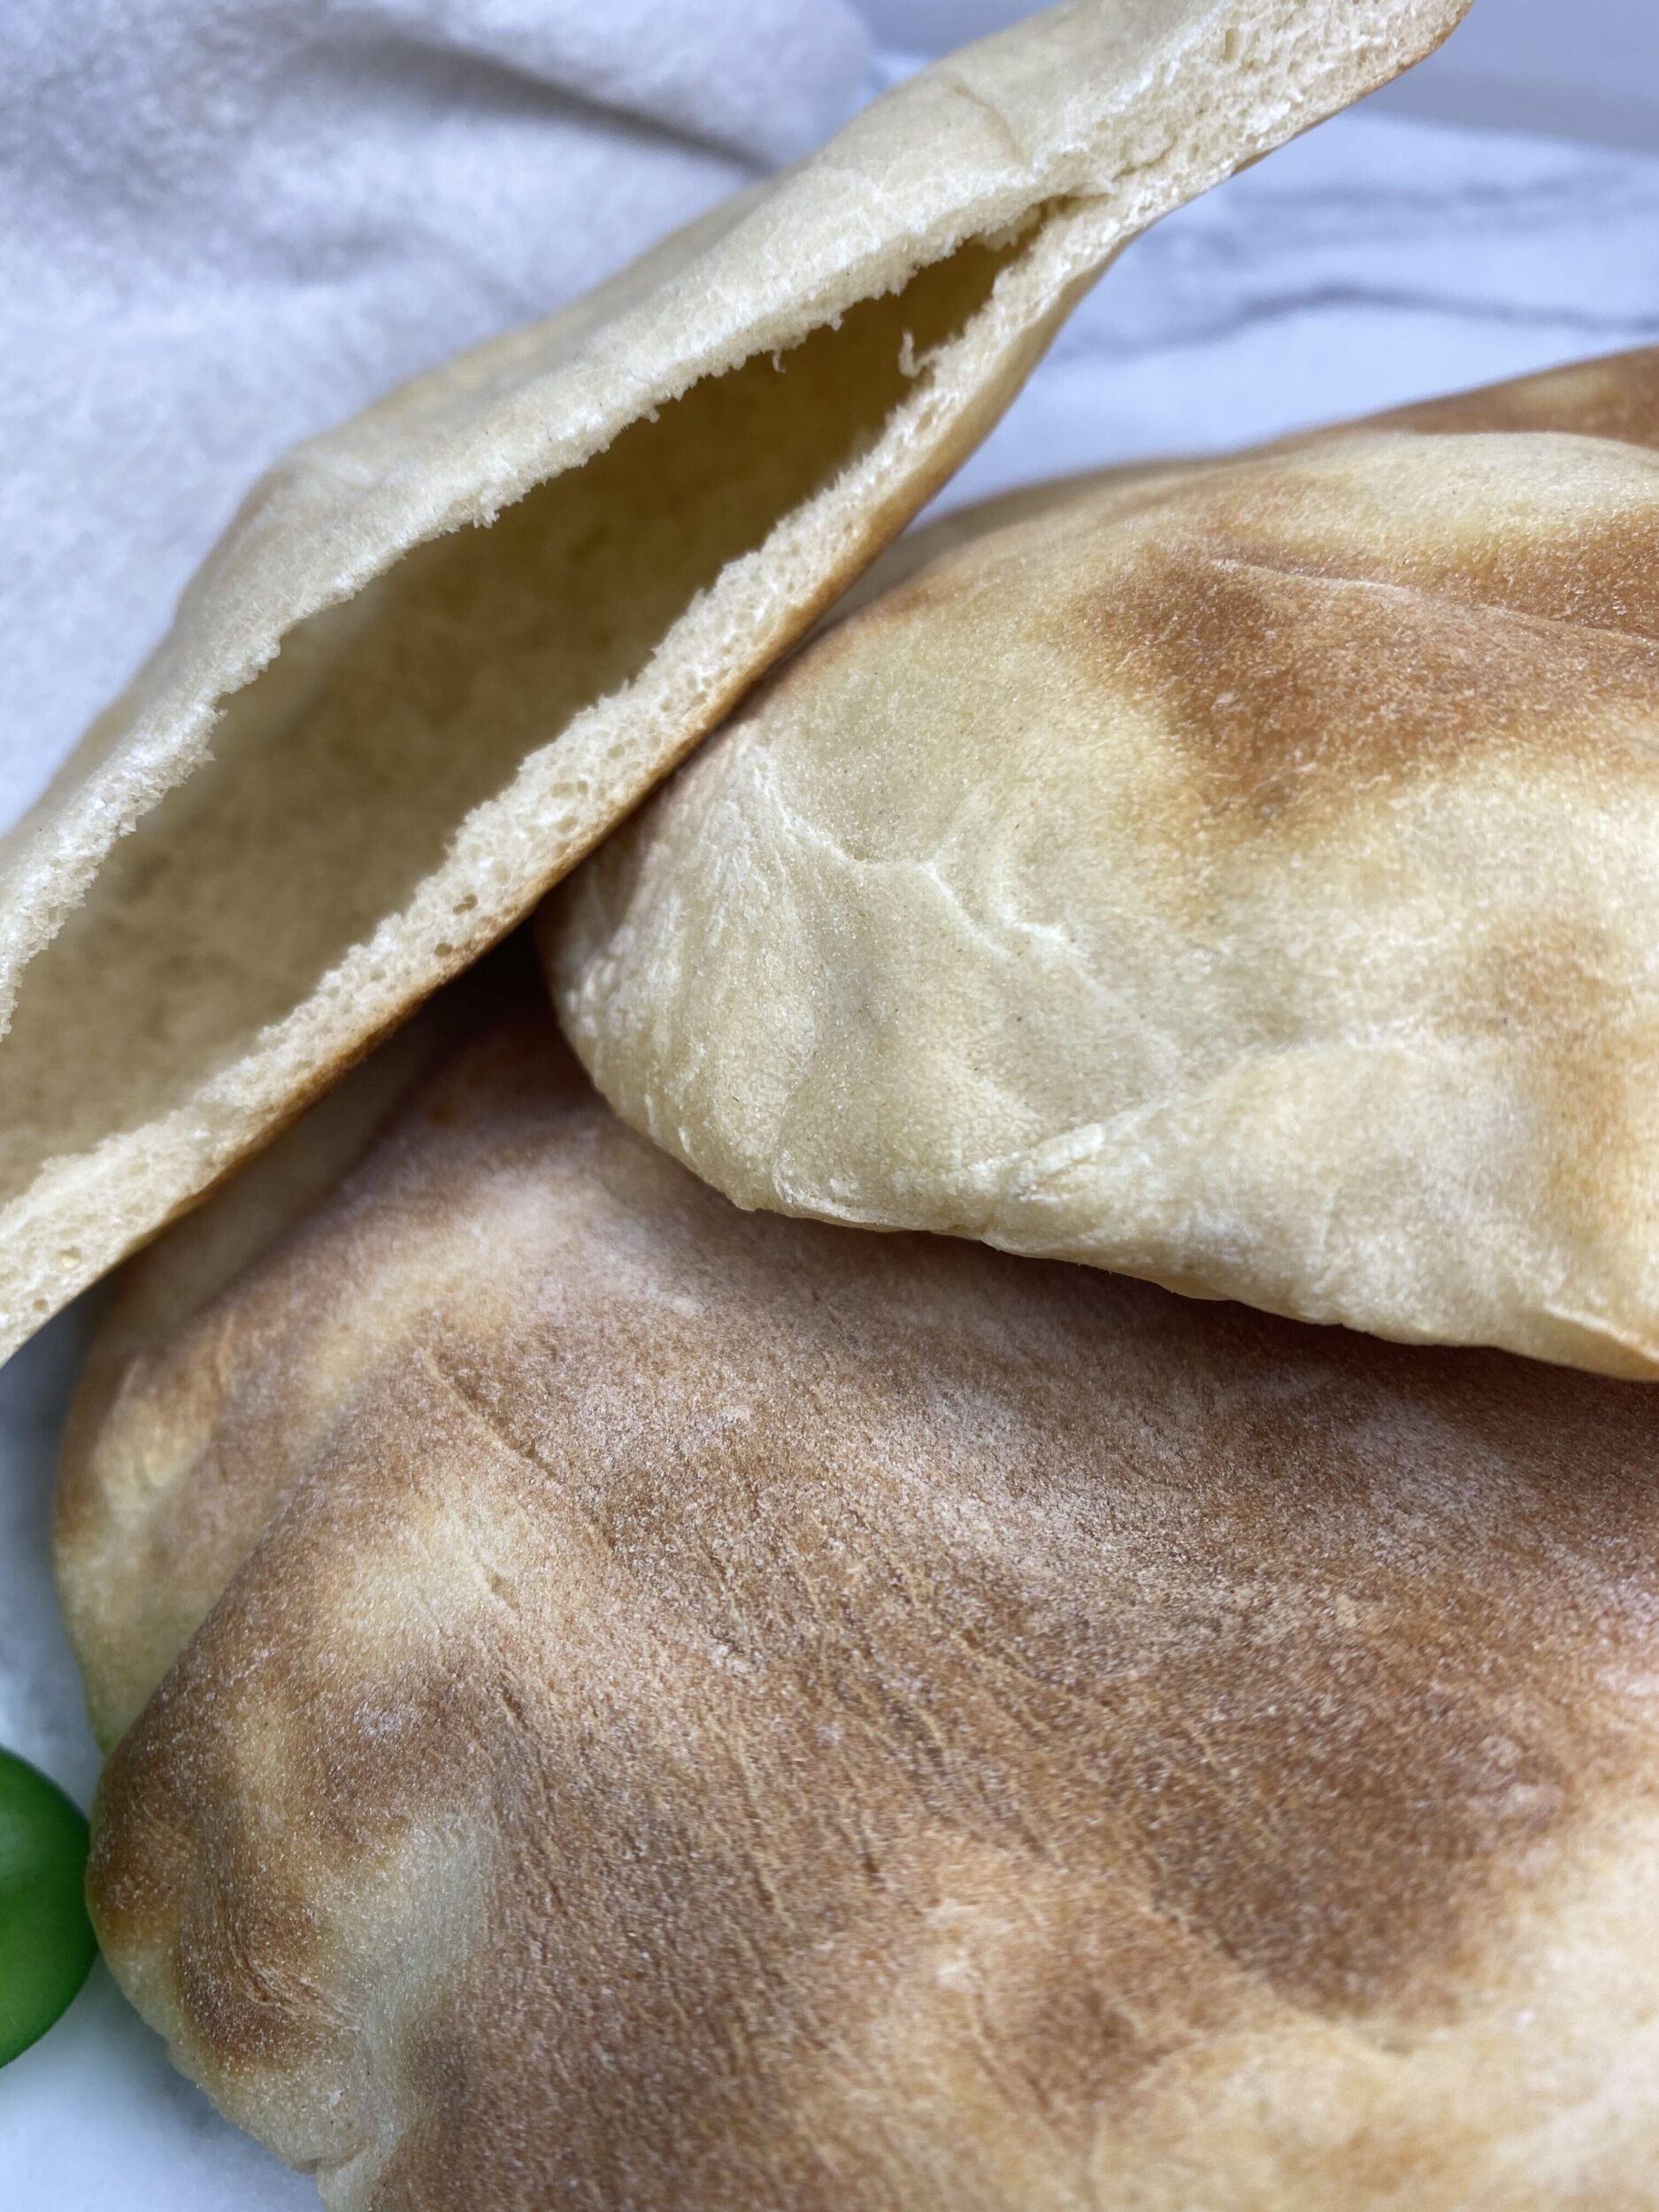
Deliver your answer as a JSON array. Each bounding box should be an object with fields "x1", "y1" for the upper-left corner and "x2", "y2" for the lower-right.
[
  {"x1": 77, "y1": 1018, "x2": 1659, "y2": 2206},
  {"x1": 1393, "y1": 499, "x2": 1659, "y2": 643},
  {"x1": 1060, "y1": 453, "x2": 1659, "y2": 830}
]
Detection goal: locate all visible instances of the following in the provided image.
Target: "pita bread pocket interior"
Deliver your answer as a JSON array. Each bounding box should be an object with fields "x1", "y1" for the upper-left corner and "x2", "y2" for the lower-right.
[
  {"x1": 60, "y1": 1006, "x2": 1659, "y2": 2208},
  {"x1": 549, "y1": 392, "x2": 1659, "y2": 1379},
  {"x1": 0, "y1": 0, "x2": 1470, "y2": 1372}
]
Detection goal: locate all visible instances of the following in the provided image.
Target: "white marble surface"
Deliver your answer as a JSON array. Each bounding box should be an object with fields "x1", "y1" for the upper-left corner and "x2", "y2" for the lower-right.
[{"x1": 4, "y1": 96, "x2": 1659, "y2": 2212}]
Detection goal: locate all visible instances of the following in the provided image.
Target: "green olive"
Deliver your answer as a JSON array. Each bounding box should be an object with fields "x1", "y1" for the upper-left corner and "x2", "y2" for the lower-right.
[{"x1": 0, "y1": 1747, "x2": 97, "y2": 2065}]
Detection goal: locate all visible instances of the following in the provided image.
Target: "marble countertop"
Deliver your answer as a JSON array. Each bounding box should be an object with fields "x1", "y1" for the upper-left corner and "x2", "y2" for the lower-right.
[{"x1": 4, "y1": 99, "x2": 1658, "y2": 2211}]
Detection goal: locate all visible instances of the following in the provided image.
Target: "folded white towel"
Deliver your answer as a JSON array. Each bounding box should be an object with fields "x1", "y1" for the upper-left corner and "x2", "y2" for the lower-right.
[{"x1": 0, "y1": 0, "x2": 871, "y2": 835}]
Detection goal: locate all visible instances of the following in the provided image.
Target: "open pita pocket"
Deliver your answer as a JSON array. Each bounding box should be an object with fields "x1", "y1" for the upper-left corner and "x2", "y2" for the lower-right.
[
  {"x1": 0, "y1": 0, "x2": 1468, "y2": 1371},
  {"x1": 549, "y1": 390, "x2": 1659, "y2": 1378},
  {"x1": 61, "y1": 1010, "x2": 1659, "y2": 2208}
]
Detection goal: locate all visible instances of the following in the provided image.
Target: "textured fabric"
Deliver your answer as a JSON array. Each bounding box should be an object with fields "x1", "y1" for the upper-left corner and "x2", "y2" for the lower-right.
[{"x1": 0, "y1": 0, "x2": 869, "y2": 833}]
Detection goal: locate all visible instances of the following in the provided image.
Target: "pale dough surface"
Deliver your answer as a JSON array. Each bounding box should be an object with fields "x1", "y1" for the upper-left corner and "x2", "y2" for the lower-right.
[{"x1": 552, "y1": 386, "x2": 1659, "y2": 1376}]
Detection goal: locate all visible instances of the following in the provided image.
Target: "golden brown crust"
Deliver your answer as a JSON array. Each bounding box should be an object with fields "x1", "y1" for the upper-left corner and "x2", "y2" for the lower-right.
[
  {"x1": 1069, "y1": 469, "x2": 1659, "y2": 825},
  {"x1": 65, "y1": 1014, "x2": 1659, "y2": 2208},
  {"x1": 549, "y1": 425, "x2": 1659, "y2": 1376}
]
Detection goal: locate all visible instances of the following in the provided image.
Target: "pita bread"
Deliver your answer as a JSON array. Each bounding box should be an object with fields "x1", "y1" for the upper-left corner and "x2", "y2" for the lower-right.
[
  {"x1": 0, "y1": 0, "x2": 1467, "y2": 1371},
  {"x1": 549, "y1": 407, "x2": 1659, "y2": 1377},
  {"x1": 61, "y1": 1009, "x2": 1659, "y2": 2208}
]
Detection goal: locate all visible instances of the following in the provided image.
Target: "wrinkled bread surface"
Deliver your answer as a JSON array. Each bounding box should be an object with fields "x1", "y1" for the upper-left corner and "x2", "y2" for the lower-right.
[
  {"x1": 61, "y1": 1011, "x2": 1659, "y2": 2208},
  {"x1": 550, "y1": 404, "x2": 1659, "y2": 1376}
]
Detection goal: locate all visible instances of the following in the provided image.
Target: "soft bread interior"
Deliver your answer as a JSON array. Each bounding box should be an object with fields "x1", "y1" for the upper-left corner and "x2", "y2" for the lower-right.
[{"x1": 0, "y1": 235, "x2": 1016, "y2": 1270}]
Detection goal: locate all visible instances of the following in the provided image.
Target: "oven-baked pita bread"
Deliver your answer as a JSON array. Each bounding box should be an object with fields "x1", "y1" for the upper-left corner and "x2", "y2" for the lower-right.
[
  {"x1": 549, "y1": 410, "x2": 1659, "y2": 1376},
  {"x1": 60, "y1": 1010, "x2": 1659, "y2": 2208},
  {"x1": 0, "y1": 0, "x2": 1469, "y2": 1371}
]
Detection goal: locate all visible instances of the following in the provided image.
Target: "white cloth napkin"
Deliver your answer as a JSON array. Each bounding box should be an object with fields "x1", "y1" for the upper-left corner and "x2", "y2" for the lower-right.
[{"x1": 0, "y1": 0, "x2": 871, "y2": 837}]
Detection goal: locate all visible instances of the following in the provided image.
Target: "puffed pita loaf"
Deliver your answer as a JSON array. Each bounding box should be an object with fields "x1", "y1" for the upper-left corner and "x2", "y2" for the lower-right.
[
  {"x1": 60, "y1": 1007, "x2": 1659, "y2": 2208},
  {"x1": 0, "y1": 0, "x2": 1470, "y2": 1371},
  {"x1": 549, "y1": 406, "x2": 1659, "y2": 1378}
]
